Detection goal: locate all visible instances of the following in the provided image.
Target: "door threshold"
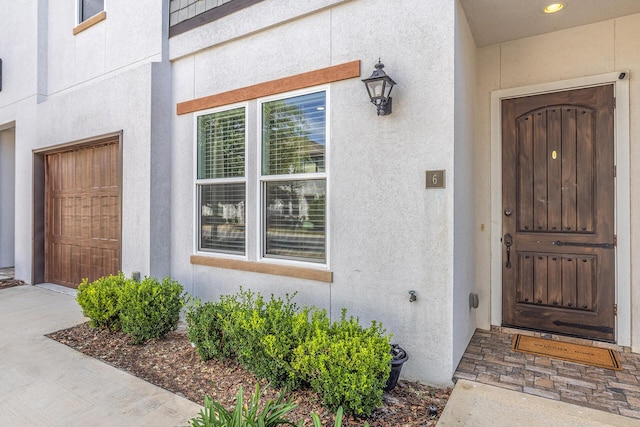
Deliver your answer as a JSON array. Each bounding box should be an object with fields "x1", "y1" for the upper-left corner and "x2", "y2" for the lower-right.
[{"x1": 490, "y1": 325, "x2": 627, "y2": 353}]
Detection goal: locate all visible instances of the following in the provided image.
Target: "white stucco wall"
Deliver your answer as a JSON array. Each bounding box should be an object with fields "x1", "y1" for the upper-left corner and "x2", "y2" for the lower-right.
[
  {"x1": 0, "y1": 128, "x2": 15, "y2": 267},
  {"x1": 475, "y1": 14, "x2": 640, "y2": 350},
  {"x1": 1, "y1": 0, "x2": 169, "y2": 283},
  {"x1": 46, "y1": 0, "x2": 163, "y2": 96},
  {"x1": 33, "y1": 64, "x2": 165, "y2": 279},
  {"x1": 171, "y1": 0, "x2": 457, "y2": 386},
  {"x1": 452, "y1": 0, "x2": 477, "y2": 367},
  {"x1": 0, "y1": 2, "x2": 38, "y2": 109}
]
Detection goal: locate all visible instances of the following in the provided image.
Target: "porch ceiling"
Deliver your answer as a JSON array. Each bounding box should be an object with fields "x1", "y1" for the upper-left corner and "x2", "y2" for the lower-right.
[{"x1": 460, "y1": 0, "x2": 640, "y2": 47}]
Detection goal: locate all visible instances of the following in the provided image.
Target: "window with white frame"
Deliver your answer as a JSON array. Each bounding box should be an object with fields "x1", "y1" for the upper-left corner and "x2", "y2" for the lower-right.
[
  {"x1": 196, "y1": 106, "x2": 247, "y2": 254},
  {"x1": 260, "y1": 91, "x2": 327, "y2": 263},
  {"x1": 195, "y1": 89, "x2": 328, "y2": 265},
  {"x1": 79, "y1": 0, "x2": 104, "y2": 23}
]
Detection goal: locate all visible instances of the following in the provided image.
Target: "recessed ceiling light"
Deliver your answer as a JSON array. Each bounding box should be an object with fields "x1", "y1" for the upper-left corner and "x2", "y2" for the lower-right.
[{"x1": 544, "y1": 2, "x2": 565, "y2": 13}]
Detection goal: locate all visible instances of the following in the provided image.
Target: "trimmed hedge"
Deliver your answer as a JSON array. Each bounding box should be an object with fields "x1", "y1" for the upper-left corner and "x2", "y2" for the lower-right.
[
  {"x1": 119, "y1": 276, "x2": 185, "y2": 344},
  {"x1": 186, "y1": 290, "x2": 392, "y2": 416},
  {"x1": 76, "y1": 274, "x2": 185, "y2": 344},
  {"x1": 293, "y1": 309, "x2": 391, "y2": 415},
  {"x1": 76, "y1": 273, "x2": 126, "y2": 330},
  {"x1": 186, "y1": 299, "x2": 235, "y2": 361}
]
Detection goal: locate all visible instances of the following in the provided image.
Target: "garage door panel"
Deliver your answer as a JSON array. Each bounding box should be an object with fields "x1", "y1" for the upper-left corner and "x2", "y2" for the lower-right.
[
  {"x1": 45, "y1": 140, "x2": 121, "y2": 288},
  {"x1": 90, "y1": 194, "x2": 118, "y2": 241}
]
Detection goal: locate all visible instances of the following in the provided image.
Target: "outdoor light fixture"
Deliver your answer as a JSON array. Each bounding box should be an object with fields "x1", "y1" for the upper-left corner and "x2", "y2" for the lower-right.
[{"x1": 362, "y1": 59, "x2": 396, "y2": 116}]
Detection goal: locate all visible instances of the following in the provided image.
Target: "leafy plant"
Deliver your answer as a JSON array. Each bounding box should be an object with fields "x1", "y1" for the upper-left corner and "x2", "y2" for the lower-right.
[
  {"x1": 118, "y1": 276, "x2": 185, "y2": 344},
  {"x1": 189, "y1": 385, "x2": 298, "y2": 427},
  {"x1": 185, "y1": 288, "x2": 391, "y2": 417},
  {"x1": 185, "y1": 298, "x2": 235, "y2": 361},
  {"x1": 223, "y1": 290, "x2": 311, "y2": 389},
  {"x1": 292, "y1": 309, "x2": 391, "y2": 416},
  {"x1": 306, "y1": 407, "x2": 370, "y2": 427},
  {"x1": 76, "y1": 273, "x2": 126, "y2": 330}
]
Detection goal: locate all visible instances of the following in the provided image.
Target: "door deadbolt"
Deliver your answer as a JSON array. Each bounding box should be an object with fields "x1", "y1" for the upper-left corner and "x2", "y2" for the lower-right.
[{"x1": 504, "y1": 208, "x2": 512, "y2": 216}]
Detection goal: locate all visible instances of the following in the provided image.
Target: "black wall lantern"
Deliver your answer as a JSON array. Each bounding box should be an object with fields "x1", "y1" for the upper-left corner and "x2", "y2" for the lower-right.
[{"x1": 362, "y1": 59, "x2": 396, "y2": 116}]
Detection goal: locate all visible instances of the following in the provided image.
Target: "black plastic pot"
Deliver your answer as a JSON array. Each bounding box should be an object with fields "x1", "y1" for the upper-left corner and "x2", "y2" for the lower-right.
[{"x1": 384, "y1": 344, "x2": 408, "y2": 391}]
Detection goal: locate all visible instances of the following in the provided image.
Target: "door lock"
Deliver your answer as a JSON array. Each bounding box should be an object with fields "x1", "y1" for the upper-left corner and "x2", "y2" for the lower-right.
[{"x1": 504, "y1": 208, "x2": 513, "y2": 216}]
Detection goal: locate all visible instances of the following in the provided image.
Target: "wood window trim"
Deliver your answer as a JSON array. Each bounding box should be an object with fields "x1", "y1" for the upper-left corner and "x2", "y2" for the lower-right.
[
  {"x1": 73, "y1": 10, "x2": 107, "y2": 35},
  {"x1": 177, "y1": 60, "x2": 360, "y2": 115},
  {"x1": 190, "y1": 255, "x2": 333, "y2": 283}
]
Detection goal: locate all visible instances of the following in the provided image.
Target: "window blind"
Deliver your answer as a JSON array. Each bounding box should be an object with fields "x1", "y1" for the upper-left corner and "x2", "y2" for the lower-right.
[
  {"x1": 197, "y1": 107, "x2": 246, "y2": 254},
  {"x1": 200, "y1": 183, "x2": 246, "y2": 253},
  {"x1": 264, "y1": 179, "x2": 326, "y2": 262},
  {"x1": 198, "y1": 107, "x2": 245, "y2": 179},
  {"x1": 262, "y1": 92, "x2": 325, "y2": 176},
  {"x1": 261, "y1": 91, "x2": 327, "y2": 262}
]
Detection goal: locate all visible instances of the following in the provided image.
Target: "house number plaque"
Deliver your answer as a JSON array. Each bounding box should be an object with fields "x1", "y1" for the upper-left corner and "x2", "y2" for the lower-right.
[{"x1": 425, "y1": 170, "x2": 445, "y2": 189}]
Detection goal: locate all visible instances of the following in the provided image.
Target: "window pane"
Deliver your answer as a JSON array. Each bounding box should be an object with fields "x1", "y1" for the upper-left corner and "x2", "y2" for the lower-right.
[
  {"x1": 264, "y1": 179, "x2": 325, "y2": 262},
  {"x1": 200, "y1": 183, "x2": 246, "y2": 254},
  {"x1": 198, "y1": 108, "x2": 245, "y2": 179},
  {"x1": 81, "y1": 0, "x2": 104, "y2": 21},
  {"x1": 262, "y1": 92, "x2": 325, "y2": 176}
]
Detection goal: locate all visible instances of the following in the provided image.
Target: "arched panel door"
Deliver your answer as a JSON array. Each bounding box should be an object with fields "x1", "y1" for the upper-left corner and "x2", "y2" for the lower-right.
[{"x1": 502, "y1": 85, "x2": 615, "y2": 342}]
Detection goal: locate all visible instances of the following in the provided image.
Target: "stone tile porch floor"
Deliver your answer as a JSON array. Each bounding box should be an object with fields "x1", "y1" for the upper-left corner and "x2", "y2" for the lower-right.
[{"x1": 453, "y1": 327, "x2": 640, "y2": 420}]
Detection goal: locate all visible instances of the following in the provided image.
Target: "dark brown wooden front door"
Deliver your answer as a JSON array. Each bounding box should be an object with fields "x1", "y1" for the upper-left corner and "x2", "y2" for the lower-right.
[
  {"x1": 502, "y1": 85, "x2": 615, "y2": 342},
  {"x1": 45, "y1": 139, "x2": 121, "y2": 288}
]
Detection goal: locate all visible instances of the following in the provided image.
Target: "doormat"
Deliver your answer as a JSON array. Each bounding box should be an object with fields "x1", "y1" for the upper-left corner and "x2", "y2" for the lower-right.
[{"x1": 511, "y1": 334, "x2": 622, "y2": 370}]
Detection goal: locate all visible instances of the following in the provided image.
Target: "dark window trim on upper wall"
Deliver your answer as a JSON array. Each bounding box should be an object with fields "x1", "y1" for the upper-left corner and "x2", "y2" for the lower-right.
[{"x1": 170, "y1": 0, "x2": 267, "y2": 38}]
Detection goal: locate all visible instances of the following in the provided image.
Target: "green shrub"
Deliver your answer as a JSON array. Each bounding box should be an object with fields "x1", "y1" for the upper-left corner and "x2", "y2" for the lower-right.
[
  {"x1": 185, "y1": 298, "x2": 235, "y2": 361},
  {"x1": 292, "y1": 309, "x2": 392, "y2": 416},
  {"x1": 76, "y1": 273, "x2": 126, "y2": 330},
  {"x1": 189, "y1": 384, "x2": 298, "y2": 427},
  {"x1": 221, "y1": 290, "x2": 312, "y2": 389},
  {"x1": 118, "y1": 276, "x2": 185, "y2": 344},
  {"x1": 185, "y1": 288, "x2": 391, "y2": 417}
]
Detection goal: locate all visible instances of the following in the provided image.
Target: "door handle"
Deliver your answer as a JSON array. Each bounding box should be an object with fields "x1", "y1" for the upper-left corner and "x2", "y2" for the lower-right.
[{"x1": 504, "y1": 233, "x2": 513, "y2": 269}]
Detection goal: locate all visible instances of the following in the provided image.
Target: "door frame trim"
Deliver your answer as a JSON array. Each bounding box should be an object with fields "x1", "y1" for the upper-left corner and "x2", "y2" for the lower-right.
[{"x1": 490, "y1": 71, "x2": 631, "y2": 346}]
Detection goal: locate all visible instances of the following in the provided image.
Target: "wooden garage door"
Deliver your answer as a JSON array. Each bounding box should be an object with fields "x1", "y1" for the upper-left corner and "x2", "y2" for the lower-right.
[{"x1": 45, "y1": 139, "x2": 121, "y2": 288}]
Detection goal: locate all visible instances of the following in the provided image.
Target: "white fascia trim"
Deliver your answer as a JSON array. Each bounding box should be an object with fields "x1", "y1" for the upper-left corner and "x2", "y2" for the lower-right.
[{"x1": 489, "y1": 71, "x2": 631, "y2": 346}]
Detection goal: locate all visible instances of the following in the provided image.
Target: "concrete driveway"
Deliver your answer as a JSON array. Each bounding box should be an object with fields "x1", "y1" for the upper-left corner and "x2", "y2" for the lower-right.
[{"x1": 0, "y1": 285, "x2": 201, "y2": 427}]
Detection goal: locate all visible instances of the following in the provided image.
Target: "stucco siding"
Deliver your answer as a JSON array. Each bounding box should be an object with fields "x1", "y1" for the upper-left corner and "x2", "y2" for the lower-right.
[
  {"x1": 1, "y1": 0, "x2": 168, "y2": 283},
  {"x1": 46, "y1": 0, "x2": 163, "y2": 96},
  {"x1": 614, "y1": 13, "x2": 640, "y2": 352},
  {"x1": 169, "y1": 0, "x2": 352, "y2": 61},
  {"x1": 170, "y1": 0, "x2": 457, "y2": 386},
  {"x1": 0, "y1": 2, "x2": 38, "y2": 108},
  {"x1": 0, "y1": 129, "x2": 15, "y2": 267},
  {"x1": 453, "y1": 0, "x2": 478, "y2": 369}
]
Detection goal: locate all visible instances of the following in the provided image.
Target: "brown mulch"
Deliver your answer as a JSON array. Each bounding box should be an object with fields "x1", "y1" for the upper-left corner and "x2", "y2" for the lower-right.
[
  {"x1": 47, "y1": 323, "x2": 451, "y2": 426},
  {"x1": 0, "y1": 279, "x2": 27, "y2": 290}
]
